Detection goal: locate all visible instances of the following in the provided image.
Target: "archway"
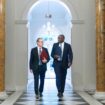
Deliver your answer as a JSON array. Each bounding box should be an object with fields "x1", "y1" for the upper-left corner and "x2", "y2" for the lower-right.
[
  {"x1": 4, "y1": 0, "x2": 96, "y2": 92},
  {"x1": 27, "y1": 0, "x2": 73, "y2": 89}
]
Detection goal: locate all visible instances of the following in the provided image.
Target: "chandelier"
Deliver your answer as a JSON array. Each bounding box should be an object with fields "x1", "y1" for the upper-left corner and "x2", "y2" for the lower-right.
[{"x1": 44, "y1": 0, "x2": 54, "y2": 34}]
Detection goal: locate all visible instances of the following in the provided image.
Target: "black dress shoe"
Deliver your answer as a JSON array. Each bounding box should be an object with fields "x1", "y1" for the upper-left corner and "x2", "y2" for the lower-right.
[
  {"x1": 57, "y1": 92, "x2": 63, "y2": 98},
  {"x1": 40, "y1": 93, "x2": 43, "y2": 97},
  {"x1": 35, "y1": 94, "x2": 39, "y2": 100}
]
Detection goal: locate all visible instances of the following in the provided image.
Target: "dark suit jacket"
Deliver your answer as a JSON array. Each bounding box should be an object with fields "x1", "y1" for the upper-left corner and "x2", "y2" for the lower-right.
[
  {"x1": 51, "y1": 42, "x2": 73, "y2": 69},
  {"x1": 29, "y1": 47, "x2": 50, "y2": 73}
]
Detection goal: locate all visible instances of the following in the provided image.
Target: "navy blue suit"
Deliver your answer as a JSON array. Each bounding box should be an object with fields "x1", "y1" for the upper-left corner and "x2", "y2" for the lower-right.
[
  {"x1": 30, "y1": 47, "x2": 50, "y2": 94},
  {"x1": 51, "y1": 42, "x2": 73, "y2": 93}
]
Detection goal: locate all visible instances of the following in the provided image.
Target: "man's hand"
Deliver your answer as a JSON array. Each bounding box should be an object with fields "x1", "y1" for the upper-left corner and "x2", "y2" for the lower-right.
[
  {"x1": 30, "y1": 69, "x2": 33, "y2": 73},
  {"x1": 68, "y1": 62, "x2": 72, "y2": 68},
  {"x1": 54, "y1": 55, "x2": 60, "y2": 59},
  {"x1": 42, "y1": 58, "x2": 47, "y2": 63}
]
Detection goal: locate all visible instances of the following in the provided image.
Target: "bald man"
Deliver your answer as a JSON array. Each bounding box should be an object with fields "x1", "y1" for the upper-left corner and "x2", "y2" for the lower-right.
[{"x1": 51, "y1": 35, "x2": 73, "y2": 98}]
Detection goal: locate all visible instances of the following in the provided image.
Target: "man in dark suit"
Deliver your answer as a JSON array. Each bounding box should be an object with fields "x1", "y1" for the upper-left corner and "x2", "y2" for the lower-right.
[
  {"x1": 30, "y1": 38, "x2": 50, "y2": 100},
  {"x1": 51, "y1": 34, "x2": 73, "y2": 98}
]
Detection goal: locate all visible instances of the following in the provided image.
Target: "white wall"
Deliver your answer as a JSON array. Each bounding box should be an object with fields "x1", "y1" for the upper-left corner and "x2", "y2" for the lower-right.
[
  {"x1": 5, "y1": 0, "x2": 28, "y2": 91},
  {"x1": 5, "y1": 0, "x2": 16, "y2": 90},
  {"x1": 5, "y1": 0, "x2": 96, "y2": 91}
]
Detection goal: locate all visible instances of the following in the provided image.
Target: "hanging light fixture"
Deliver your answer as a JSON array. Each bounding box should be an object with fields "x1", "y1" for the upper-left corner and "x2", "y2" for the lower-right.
[
  {"x1": 46, "y1": 0, "x2": 54, "y2": 34},
  {"x1": 45, "y1": 0, "x2": 52, "y2": 19},
  {"x1": 44, "y1": 0, "x2": 55, "y2": 34}
]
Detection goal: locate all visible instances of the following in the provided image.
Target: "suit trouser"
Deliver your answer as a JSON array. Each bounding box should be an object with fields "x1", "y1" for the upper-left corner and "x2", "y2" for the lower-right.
[
  {"x1": 54, "y1": 61, "x2": 67, "y2": 93},
  {"x1": 33, "y1": 65, "x2": 46, "y2": 95}
]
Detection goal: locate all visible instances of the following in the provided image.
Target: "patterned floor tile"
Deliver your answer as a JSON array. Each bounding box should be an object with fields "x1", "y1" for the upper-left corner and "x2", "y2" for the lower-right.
[{"x1": 14, "y1": 79, "x2": 89, "y2": 105}]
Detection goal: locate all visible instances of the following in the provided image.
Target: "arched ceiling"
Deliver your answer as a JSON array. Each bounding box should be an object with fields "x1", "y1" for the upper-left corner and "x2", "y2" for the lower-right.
[{"x1": 28, "y1": 0, "x2": 72, "y2": 22}]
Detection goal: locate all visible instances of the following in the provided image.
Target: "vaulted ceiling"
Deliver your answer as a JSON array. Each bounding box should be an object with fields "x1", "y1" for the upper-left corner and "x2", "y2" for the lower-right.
[{"x1": 28, "y1": 0, "x2": 72, "y2": 22}]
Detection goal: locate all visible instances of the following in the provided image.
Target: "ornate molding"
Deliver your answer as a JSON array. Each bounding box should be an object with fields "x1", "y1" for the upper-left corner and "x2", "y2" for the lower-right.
[{"x1": 71, "y1": 20, "x2": 84, "y2": 24}]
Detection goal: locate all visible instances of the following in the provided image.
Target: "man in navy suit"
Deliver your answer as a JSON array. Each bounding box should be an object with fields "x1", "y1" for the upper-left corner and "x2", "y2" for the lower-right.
[
  {"x1": 51, "y1": 35, "x2": 73, "y2": 98},
  {"x1": 30, "y1": 38, "x2": 50, "y2": 100}
]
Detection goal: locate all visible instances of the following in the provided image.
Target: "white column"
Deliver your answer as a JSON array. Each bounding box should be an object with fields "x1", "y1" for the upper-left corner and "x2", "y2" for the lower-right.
[
  {"x1": 71, "y1": 20, "x2": 85, "y2": 91},
  {"x1": 14, "y1": 20, "x2": 28, "y2": 91}
]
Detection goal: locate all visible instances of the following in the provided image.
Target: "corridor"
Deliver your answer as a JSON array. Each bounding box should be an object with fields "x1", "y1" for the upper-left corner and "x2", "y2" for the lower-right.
[{"x1": 14, "y1": 79, "x2": 88, "y2": 105}]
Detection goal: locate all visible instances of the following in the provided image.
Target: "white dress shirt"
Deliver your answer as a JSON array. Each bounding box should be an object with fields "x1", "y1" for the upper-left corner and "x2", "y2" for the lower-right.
[
  {"x1": 59, "y1": 42, "x2": 64, "y2": 56},
  {"x1": 37, "y1": 46, "x2": 42, "y2": 65},
  {"x1": 37, "y1": 47, "x2": 42, "y2": 55}
]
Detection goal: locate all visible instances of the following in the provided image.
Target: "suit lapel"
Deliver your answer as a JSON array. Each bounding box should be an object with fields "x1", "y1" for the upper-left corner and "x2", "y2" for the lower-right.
[
  {"x1": 42, "y1": 47, "x2": 44, "y2": 52},
  {"x1": 35, "y1": 47, "x2": 39, "y2": 59},
  {"x1": 57, "y1": 43, "x2": 59, "y2": 47}
]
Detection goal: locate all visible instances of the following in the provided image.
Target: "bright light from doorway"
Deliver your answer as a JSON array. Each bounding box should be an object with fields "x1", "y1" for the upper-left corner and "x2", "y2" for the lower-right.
[{"x1": 27, "y1": 0, "x2": 73, "y2": 89}]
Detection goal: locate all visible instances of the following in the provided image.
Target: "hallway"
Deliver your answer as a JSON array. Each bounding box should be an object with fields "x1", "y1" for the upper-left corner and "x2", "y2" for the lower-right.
[
  {"x1": 1, "y1": 79, "x2": 103, "y2": 105},
  {"x1": 0, "y1": 0, "x2": 105, "y2": 105}
]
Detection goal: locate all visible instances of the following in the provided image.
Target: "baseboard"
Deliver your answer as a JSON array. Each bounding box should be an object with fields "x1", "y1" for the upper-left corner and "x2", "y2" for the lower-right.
[
  {"x1": 93, "y1": 92, "x2": 105, "y2": 99},
  {"x1": 0, "y1": 91, "x2": 8, "y2": 99}
]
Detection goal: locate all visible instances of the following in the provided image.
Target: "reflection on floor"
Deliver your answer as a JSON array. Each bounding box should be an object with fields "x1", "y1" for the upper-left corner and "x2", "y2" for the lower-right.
[{"x1": 14, "y1": 79, "x2": 89, "y2": 105}]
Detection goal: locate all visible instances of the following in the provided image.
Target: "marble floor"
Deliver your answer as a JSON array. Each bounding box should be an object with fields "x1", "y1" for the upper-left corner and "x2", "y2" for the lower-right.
[
  {"x1": 0, "y1": 79, "x2": 104, "y2": 105},
  {"x1": 86, "y1": 91, "x2": 105, "y2": 105},
  {"x1": 0, "y1": 91, "x2": 14, "y2": 104}
]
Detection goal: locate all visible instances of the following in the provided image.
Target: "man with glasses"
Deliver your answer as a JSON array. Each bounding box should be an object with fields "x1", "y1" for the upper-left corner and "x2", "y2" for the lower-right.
[{"x1": 30, "y1": 38, "x2": 50, "y2": 100}]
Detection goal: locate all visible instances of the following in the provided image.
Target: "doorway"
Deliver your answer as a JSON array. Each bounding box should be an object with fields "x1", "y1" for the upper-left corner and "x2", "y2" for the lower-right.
[{"x1": 27, "y1": 0, "x2": 72, "y2": 90}]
